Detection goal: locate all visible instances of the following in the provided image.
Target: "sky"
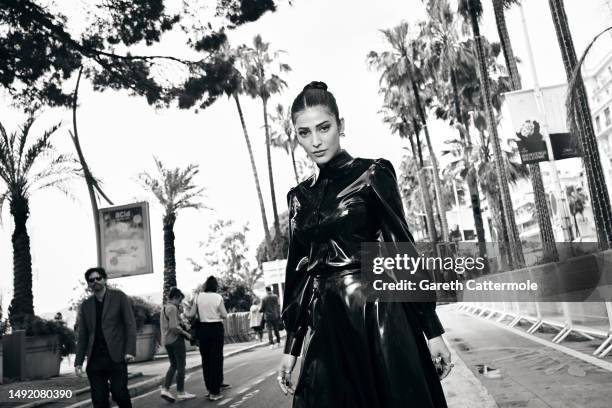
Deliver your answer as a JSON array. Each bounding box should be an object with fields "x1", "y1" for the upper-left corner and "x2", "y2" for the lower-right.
[{"x1": 1, "y1": 0, "x2": 612, "y2": 319}]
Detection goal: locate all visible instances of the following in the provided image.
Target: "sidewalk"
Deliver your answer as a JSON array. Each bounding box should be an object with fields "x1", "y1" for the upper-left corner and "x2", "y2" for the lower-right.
[
  {"x1": 439, "y1": 304, "x2": 612, "y2": 408},
  {"x1": 440, "y1": 338, "x2": 499, "y2": 407},
  {"x1": 0, "y1": 338, "x2": 278, "y2": 408}
]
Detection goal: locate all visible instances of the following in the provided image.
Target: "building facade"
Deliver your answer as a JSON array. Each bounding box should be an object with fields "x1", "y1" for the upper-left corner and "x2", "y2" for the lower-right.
[{"x1": 584, "y1": 48, "x2": 612, "y2": 195}]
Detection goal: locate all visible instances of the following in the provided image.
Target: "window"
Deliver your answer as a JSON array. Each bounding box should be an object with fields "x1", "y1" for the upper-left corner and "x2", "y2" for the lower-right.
[
  {"x1": 605, "y1": 107, "x2": 611, "y2": 127},
  {"x1": 596, "y1": 115, "x2": 602, "y2": 132}
]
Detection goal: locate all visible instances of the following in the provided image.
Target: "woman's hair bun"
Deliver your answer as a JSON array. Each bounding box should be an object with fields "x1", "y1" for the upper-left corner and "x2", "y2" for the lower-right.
[{"x1": 304, "y1": 81, "x2": 328, "y2": 92}]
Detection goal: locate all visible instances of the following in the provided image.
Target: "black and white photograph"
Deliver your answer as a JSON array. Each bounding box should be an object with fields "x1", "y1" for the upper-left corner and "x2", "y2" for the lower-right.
[{"x1": 1, "y1": 0, "x2": 612, "y2": 407}]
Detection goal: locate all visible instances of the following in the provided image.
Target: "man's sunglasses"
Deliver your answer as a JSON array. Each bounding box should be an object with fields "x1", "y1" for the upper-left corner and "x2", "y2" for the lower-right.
[{"x1": 87, "y1": 276, "x2": 104, "y2": 283}]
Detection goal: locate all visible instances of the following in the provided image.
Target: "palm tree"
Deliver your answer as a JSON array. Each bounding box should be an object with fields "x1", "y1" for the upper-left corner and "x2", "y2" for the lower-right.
[
  {"x1": 422, "y1": 0, "x2": 487, "y2": 255},
  {"x1": 458, "y1": 0, "x2": 525, "y2": 268},
  {"x1": 269, "y1": 103, "x2": 300, "y2": 184},
  {"x1": 0, "y1": 115, "x2": 77, "y2": 326},
  {"x1": 379, "y1": 86, "x2": 438, "y2": 242},
  {"x1": 368, "y1": 21, "x2": 450, "y2": 242},
  {"x1": 549, "y1": 0, "x2": 612, "y2": 248},
  {"x1": 240, "y1": 34, "x2": 292, "y2": 239},
  {"x1": 492, "y1": 0, "x2": 558, "y2": 261},
  {"x1": 139, "y1": 158, "x2": 206, "y2": 300},
  {"x1": 175, "y1": 41, "x2": 273, "y2": 255}
]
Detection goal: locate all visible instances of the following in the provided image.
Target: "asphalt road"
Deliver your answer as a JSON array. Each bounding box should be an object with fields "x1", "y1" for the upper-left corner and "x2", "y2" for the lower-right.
[{"x1": 131, "y1": 345, "x2": 297, "y2": 408}]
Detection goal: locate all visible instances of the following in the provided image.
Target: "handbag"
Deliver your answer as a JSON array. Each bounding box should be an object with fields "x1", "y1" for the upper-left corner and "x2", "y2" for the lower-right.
[{"x1": 186, "y1": 294, "x2": 200, "y2": 346}]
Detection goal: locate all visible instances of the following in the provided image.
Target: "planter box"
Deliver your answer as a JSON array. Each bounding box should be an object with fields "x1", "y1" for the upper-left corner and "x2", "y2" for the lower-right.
[
  {"x1": 2, "y1": 332, "x2": 60, "y2": 380},
  {"x1": 24, "y1": 335, "x2": 61, "y2": 379},
  {"x1": 132, "y1": 324, "x2": 157, "y2": 363}
]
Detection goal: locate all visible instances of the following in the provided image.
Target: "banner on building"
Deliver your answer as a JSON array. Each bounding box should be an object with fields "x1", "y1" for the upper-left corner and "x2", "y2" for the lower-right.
[
  {"x1": 504, "y1": 83, "x2": 580, "y2": 164},
  {"x1": 98, "y1": 202, "x2": 154, "y2": 279},
  {"x1": 549, "y1": 132, "x2": 580, "y2": 160}
]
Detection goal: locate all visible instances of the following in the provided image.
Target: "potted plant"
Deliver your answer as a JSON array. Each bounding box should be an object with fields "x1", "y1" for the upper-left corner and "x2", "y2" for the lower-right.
[
  {"x1": 2, "y1": 315, "x2": 76, "y2": 380},
  {"x1": 0, "y1": 304, "x2": 7, "y2": 384},
  {"x1": 130, "y1": 296, "x2": 161, "y2": 363}
]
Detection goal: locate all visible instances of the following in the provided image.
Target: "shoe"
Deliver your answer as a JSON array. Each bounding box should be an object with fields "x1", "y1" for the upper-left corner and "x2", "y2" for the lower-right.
[
  {"x1": 176, "y1": 391, "x2": 196, "y2": 401},
  {"x1": 269, "y1": 344, "x2": 275, "y2": 349},
  {"x1": 220, "y1": 384, "x2": 231, "y2": 390},
  {"x1": 160, "y1": 388, "x2": 176, "y2": 403},
  {"x1": 208, "y1": 393, "x2": 223, "y2": 401}
]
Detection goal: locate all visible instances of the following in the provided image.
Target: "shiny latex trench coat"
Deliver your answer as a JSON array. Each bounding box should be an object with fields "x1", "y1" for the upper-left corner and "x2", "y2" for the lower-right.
[{"x1": 281, "y1": 150, "x2": 447, "y2": 408}]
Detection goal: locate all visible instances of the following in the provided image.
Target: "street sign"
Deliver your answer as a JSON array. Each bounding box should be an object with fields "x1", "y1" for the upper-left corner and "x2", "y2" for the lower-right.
[{"x1": 98, "y1": 202, "x2": 154, "y2": 279}]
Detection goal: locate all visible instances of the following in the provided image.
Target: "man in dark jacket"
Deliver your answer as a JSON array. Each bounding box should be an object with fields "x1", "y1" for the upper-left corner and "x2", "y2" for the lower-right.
[
  {"x1": 75, "y1": 267, "x2": 137, "y2": 408},
  {"x1": 260, "y1": 287, "x2": 281, "y2": 347}
]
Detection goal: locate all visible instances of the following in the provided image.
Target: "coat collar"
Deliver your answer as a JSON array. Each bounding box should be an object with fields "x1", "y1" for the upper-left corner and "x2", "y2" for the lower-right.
[{"x1": 310, "y1": 149, "x2": 353, "y2": 186}]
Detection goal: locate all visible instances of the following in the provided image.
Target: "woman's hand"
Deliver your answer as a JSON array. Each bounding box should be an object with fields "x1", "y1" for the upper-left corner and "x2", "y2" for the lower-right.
[
  {"x1": 428, "y1": 335, "x2": 453, "y2": 380},
  {"x1": 277, "y1": 353, "x2": 297, "y2": 395}
]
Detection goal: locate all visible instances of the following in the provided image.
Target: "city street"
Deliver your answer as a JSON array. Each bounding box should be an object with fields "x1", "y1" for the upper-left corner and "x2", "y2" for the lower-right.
[{"x1": 131, "y1": 346, "x2": 292, "y2": 408}]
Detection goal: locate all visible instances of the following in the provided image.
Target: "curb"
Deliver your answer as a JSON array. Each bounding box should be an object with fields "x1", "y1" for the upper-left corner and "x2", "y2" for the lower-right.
[
  {"x1": 21, "y1": 339, "x2": 277, "y2": 408},
  {"x1": 12, "y1": 372, "x2": 144, "y2": 408}
]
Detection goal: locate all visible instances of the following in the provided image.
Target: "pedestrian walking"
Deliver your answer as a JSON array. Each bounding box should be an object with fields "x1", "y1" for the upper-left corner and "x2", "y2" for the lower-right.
[
  {"x1": 160, "y1": 287, "x2": 196, "y2": 402},
  {"x1": 249, "y1": 298, "x2": 264, "y2": 342},
  {"x1": 186, "y1": 276, "x2": 230, "y2": 401},
  {"x1": 260, "y1": 287, "x2": 281, "y2": 348},
  {"x1": 74, "y1": 267, "x2": 137, "y2": 408},
  {"x1": 277, "y1": 82, "x2": 452, "y2": 407}
]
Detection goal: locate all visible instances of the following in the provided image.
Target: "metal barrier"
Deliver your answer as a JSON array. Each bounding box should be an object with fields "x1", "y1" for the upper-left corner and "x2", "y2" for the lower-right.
[
  {"x1": 224, "y1": 312, "x2": 251, "y2": 343},
  {"x1": 456, "y1": 250, "x2": 612, "y2": 359},
  {"x1": 457, "y1": 301, "x2": 612, "y2": 358}
]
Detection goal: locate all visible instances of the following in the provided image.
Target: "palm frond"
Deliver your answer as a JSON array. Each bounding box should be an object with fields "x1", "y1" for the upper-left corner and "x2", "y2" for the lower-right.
[
  {"x1": 0, "y1": 191, "x2": 8, "y2": 225},
  {"x1": 140, "y1": 157, "x2": 208, "y2": 214}
]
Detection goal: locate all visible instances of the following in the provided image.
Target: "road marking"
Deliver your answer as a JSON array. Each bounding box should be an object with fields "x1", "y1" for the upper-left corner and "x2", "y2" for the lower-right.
[
  {"x1": 267, "y1": 370, "x2": 276, "y2": 377},
  {"x1": 218, "y1": 397, "x2": 234, "y2": 405},
  {"x1": 237, "y1": 386, "x2": 251, "y2": 394},
  {"x1": 252, "y1": 378, "x2": 265, "y2": 385},
  {"x1": 227, "y1": 389, "x2": 260, "y2": 407}
]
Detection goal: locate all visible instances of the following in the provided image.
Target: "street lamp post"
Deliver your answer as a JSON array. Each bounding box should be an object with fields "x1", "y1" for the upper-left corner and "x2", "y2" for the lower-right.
[{"x1": 519, "y1": 4, "x2": 574, "y2": 242}]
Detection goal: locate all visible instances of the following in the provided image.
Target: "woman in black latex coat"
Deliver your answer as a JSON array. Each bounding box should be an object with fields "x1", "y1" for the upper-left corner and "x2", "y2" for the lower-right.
[{"x1": 277, "y1": 81, "x2": 452, "y2": 408}]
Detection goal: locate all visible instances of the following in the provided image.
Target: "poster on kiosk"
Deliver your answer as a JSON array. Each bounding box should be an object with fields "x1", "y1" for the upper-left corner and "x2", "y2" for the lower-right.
[{"x1": 98, "y1": 201, "x2": 154, "y2": 279}]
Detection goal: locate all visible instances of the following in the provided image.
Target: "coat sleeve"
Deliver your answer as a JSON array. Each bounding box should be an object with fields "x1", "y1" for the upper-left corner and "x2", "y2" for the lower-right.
[
  {"x1": 74, "y1": 302, "x2": 89, "y2": 367},
  {"x1": 282, "y1": 188, "x2": 313, "y2": 357},
  {"x1": 120, "y1": 291, "x2": 137, "y2": 356},
  {"x1": 370, "y1": 159, "x2": 445, "y2": 340}
]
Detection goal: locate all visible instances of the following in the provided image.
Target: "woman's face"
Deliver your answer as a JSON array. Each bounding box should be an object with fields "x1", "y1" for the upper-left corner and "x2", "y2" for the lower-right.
[{"x1": 294, "y1": 105, "x2": 344, "y2": 166}]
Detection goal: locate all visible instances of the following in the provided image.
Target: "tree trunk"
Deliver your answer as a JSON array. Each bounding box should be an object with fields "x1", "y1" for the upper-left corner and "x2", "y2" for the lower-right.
[
  {"x1": 494, "y1": 0, "x2": 559, "y2": 262},
  {"x1": 493, "y1": 0, "x2": 521, "y2": 91},
  {"x1": 450, "y1": 68, "x2": 488, "y2": 267},
  {"x1": 163, "y1": 211, "x2": 177, "y2": 301},
  {"x1": 70, "y1": 66, "x2": 114, "y2": 267},
  {"x1": 290, "y1": 147, "x2": 299, "y2": 184},
  {"x1": 233, "y1": 93, "x2": 272, "y2": 254},
  {"x1": 480, "y1": 128, "x2": 513, "y2": 269},
  {"x1": 549, "y1": 0, "x2": 612, "y2": 248},
  {"x1": 262, "y1": 96, "x2": 281, "y2": 239},
  {"x1": 486, "y1": 190, "x2": 510, "y2": 270},
  {"x1": 408, "y1": 130, "x2": 438, "y2": 242},
  {"x1": 410, "y1": 79, "x2": 450, "y2": 242},
  {"x1": 467, "y1": 4, "x2": 525, "y2": 268},
  {"x1": 8, "y1": 193, "x2": 34, "y2": 327}
]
